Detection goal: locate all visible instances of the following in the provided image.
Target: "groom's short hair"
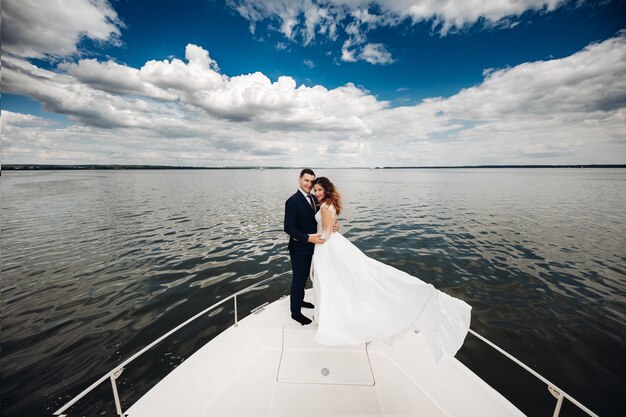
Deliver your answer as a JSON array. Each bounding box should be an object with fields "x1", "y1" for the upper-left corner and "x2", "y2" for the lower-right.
[{"x1": 300, "y1": 168, "x2": 315, "y2": 178}]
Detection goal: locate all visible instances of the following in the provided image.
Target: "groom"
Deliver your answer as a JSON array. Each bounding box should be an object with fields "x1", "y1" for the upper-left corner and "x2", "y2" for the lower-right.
[{"x1": 284, "y1": 168, "x2": 331, "y2": 325}]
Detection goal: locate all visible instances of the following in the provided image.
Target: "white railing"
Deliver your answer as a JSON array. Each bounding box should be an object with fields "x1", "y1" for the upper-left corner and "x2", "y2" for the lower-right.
[
  {"x1": 54, "y1": 272, "x2": 599, "y2": 417},
  {"x1": 467, "y1": 329, "x2": 599, "y2": 417},
  {"x1": 53, "y1": 271, "x2": 290, "y2": 417}
]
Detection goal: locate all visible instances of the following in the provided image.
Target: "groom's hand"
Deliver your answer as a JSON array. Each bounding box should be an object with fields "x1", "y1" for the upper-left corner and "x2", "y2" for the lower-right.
[
  {"x1": 332, "y1": 221, "x2": 340, "y2": 233},
  {"x1": 308, "y1": 234, "x2": 326, "y2": 244}
]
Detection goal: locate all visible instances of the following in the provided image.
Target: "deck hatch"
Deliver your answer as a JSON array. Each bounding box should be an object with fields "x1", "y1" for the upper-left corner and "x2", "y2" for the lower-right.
[{"x1": 277, "y1": 326, "x2": 375, "y2": 386}]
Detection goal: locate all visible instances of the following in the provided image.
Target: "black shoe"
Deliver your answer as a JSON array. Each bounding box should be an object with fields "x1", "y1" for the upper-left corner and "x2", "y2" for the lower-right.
[
  {"x1": 301, "y1": 301, "x2": 315, "y2": 309},
  {"x1": 291, "y1": 313, "x2": 312, "y2": 326}
]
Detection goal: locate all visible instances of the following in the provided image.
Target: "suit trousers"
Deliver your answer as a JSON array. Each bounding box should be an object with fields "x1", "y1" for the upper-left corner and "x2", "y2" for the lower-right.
[{"x1": 289, "y1": 249, "x2": 313, "y2": 314}]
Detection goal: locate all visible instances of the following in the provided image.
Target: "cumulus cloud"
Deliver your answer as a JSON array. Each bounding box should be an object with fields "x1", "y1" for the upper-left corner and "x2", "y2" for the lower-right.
[
  {"x1": 2, "y1": 55, "x2": 168, "y2": 129},
  {"x1": 365, "y1": 32, "x2": 626, "y2": 164},
  {"x1": 2, "y1": 43, "x2": 383, "y2": 133},
  {"x1": 59, "y1": 59, "x2": 176, "y2": 100},
  {"x1": 2, "y1": 33, "x2": 625, "y2": 166},
  {"x1": 228, "y1": 0, "x2": 572, "y2": 64},
  {"x1": 1, "y1": 0, "x2": 123, "y2": 59},
  {"x1": 422, "y1": 32, "x2": 626, "y2": 123}
]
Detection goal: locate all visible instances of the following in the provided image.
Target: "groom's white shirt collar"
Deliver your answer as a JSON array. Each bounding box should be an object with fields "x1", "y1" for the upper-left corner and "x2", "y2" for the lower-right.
[{"x1": 299, "y1": 188, "x2": 311, "y2": 199}]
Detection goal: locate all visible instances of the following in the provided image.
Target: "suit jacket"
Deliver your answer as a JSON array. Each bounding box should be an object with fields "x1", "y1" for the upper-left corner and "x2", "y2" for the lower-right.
[{"x1": 284, "y1": 190, "x2": 318, "y2": 255}]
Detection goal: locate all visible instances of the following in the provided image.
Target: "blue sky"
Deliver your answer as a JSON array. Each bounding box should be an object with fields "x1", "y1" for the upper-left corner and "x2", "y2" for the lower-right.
[{"x1": 2, "y1": 0, "x2": 625, "y2": 166}]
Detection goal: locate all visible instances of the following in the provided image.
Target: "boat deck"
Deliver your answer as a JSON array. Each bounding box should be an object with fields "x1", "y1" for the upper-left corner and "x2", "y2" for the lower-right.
[{"x1": 126, "y1": 290, "x2": 525, "y2": 417}]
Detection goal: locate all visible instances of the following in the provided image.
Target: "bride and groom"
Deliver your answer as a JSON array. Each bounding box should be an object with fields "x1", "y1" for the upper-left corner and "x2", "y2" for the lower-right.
[{"x1": 284, "y1": 169, "x2": 471, "y2": 360}]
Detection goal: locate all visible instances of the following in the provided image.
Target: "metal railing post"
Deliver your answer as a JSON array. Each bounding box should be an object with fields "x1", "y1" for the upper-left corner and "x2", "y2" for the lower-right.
[
  {"x1": 550, "y1": 386, "x2": 565, "y2": 417},
  {"x1": 234, "y1": 295, "x2": 238, "y2": 327},
  {"x1": 468, "y1": 329, "x2": 599, "y2": 417},
  {"x1": 110, "y1": 368, "x2": 124, "y2": 416}
]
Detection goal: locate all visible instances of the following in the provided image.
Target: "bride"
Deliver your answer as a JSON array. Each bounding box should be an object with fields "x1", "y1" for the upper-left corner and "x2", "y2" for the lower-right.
[{"x1": 310, "y1": 177, "x2": 471, "y2": 361}]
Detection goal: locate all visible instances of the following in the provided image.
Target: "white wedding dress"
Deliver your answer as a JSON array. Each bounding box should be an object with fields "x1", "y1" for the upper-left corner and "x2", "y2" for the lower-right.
[{"x1": 310, "y1": 204, "x2": 471, "y2": 361}]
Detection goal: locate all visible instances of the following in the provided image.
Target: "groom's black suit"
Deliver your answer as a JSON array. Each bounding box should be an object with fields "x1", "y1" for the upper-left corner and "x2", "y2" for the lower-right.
[{"x1": 284, "y1": 190, "x2": 318, "y2": 314}]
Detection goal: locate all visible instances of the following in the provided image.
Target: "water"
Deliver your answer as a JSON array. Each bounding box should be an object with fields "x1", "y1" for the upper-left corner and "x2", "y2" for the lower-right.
[{"x1": 1, "y1": 169, "x2": 624, "y2": 416}]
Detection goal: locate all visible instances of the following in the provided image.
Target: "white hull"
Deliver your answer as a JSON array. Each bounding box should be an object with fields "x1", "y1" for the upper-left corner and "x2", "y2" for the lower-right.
[{"x1": 126, "y1": 289, "x2": 524, "y2": 417}]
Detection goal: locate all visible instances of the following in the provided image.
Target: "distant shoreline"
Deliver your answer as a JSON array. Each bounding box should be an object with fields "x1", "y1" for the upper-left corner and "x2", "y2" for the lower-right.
[{"x1": 1, "y1": 164, "x2": 625, "y2": 171}]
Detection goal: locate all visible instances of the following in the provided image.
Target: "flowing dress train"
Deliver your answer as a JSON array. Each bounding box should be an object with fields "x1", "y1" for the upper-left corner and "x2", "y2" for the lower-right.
[{"x1": 310, "y1": 205, "x2": 471, "y2": 361}]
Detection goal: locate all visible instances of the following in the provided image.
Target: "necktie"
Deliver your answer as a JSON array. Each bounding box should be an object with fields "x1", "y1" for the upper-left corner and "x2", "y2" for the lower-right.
[{"x1": 307, "y1": 195, "x2": 315, "y2": 213}]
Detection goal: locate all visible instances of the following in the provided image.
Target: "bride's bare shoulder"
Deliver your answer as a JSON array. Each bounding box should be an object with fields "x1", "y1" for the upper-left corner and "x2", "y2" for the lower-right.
[{"x1": 321, "y1": 203, "x2": 336, "y2": 213}]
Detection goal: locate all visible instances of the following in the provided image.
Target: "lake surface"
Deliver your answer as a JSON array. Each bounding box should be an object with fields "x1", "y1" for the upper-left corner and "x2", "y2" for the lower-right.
[{"x1": 1, "y1": 169, "x2": 625, "y2": 416}]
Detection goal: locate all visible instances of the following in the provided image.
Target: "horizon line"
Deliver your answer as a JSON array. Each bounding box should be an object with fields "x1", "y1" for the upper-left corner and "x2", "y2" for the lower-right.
[{"x1": 2, "y1": 163, "x2": 626, "y2": 170}]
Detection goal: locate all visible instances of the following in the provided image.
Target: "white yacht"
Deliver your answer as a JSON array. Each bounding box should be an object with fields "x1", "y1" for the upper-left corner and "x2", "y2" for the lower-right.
[{"x1": 55, "y1": 273, "x2": 599, "y2": 417}]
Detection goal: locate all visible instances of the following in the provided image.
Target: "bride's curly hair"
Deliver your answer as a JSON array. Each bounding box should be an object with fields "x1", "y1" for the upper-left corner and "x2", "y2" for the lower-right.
[{"x1": 313, "y1": 177, "x2": 342, "y2": 215}]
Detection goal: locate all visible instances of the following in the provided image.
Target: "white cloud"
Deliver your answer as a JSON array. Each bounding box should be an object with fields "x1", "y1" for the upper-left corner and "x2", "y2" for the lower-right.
[
  {"x1": 438, "y1": 33, "x2": 626, "y2": 118},
  {"x1": 341, "y1": 41, "x2": 357, "y2": 62},
  {"x1": 228, "y1": 0, "x2": 572, "y2": 64},
  {"x1": 1, "y1": 0, "x2": 123, "y2": 59},
  {"x1": 2, "y1": 54, "x2": 182, "y2": 129},
  {"x1": 394, "y1": 0, "x2": 566, "y2": 33},
  {"x1": 2, "y1": 42, "x2": 385, "y2": 133},
  {"x1": 364, "y1": 32, "x2": 626, "y2": 164},
  {"x1": 59, "y1": 59, "x2": 176, "y2": 100},
  {"x1": 1, "y1": 111, "x2": 55, "y2": 127},
  {"x1": 2, "y1": 33, "x2": 625, "y2": 166},
  {"x1": 359, "y1": 43, "x2": 394, "y2": 65},
  {"x1": 138, "y1": 45, "x2": 223, "y2": 92}
]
